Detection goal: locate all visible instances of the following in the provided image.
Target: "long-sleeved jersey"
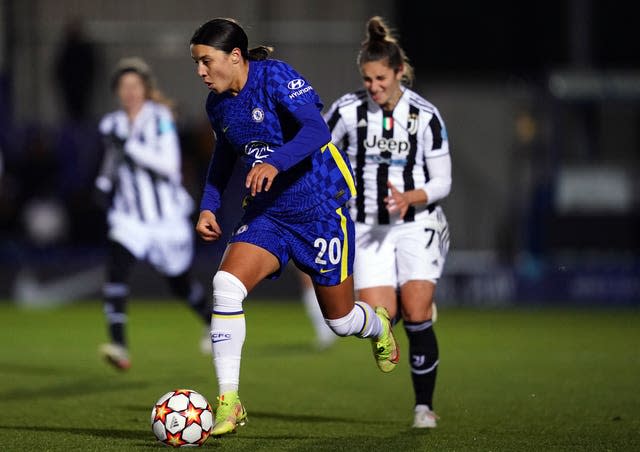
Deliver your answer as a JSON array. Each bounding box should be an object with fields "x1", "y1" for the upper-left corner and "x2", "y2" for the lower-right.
[
  {"x1": 324, "y1": 87, "x2": 452, "y2": 225},
  {"x1": 200, "y1": 59, "x2": 355, "y2": 221},
  {"x1": 96, "y1": 100, "x2": 194, "y2": 224}
]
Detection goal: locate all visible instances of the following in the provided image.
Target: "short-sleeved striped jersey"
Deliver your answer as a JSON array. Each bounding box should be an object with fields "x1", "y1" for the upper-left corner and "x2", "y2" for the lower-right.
[
  {"x1": 324, "y1": 87, "x2": 450, "y2": 225},
  {"x1": 203, "y1": 59, "x2": 355, "y2": 220},
  {"x1": 97, "y1": 101, "x2": 194, "y2": 223}
]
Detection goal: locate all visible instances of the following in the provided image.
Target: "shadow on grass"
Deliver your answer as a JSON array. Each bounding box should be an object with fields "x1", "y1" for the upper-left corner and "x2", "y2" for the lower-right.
[
  {"x1": 120, "y1": 404, "x2": 153, "y2": 414},
  {"x1": 0, "y1": 377, "x2": 150, "y2": 401},
  {"x1": 0, "y1": 362, "x2": 80, "y2": 377},
  {"x1": 248, "y1": 410, "x2": 390, "y2": 425},
  {"x1": 215, "y1": 431, "x2": 433, "y2": 448},
  {"x1": 0, "y1": 424, "x2": 148, "y2": 441},
  {"x1": 247, "y1": 342, "x2": 319, "y2": 356}
]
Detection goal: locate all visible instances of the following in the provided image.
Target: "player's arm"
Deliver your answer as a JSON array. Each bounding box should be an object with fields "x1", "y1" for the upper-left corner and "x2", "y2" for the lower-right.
[
  {"x1": 123, "y1": 112, "x2": 181, "y2": 181},
  {"x1": 94, "y1": 116, "x2": 124, "y2": 209},
  {"x1": 197, "y1": 133, "x2": 237, "y2": 241},
  {"x1": 265, "y1": 103, "x2": 330, "y2": 172},
  {"x1": 246, "y1": 103, "x2": 330, "y2": 195},
  {"x1": 420, "y1": 112, "x2": 452, "y2": 205},
  {"x1": 95, "y1": 133, "x2": 123, "y2": 190},
  {"x1": 386, "y1": 113, "x2": 451, "y2": 217},
  {"x1": 385, "y1": 155, "x2": 451, "y2": 217},
  {"x1": 421, "y1": 153, "x2": 452, "y2": 205}
]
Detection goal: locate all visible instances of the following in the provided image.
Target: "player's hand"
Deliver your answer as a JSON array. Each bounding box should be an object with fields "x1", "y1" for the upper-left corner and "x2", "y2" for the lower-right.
[
  {"x1": 385, "y1": 181, "x2": 410, "y2": 218},
  {"x1": 196, "y1": 210, "x2": 222, "y2": 241},
  {"x1": 245, "y1": 163, "x2": 279, "y2": 197}
]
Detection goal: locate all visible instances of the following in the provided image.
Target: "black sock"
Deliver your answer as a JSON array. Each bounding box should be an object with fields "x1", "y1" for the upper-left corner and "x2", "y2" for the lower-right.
[
  {"x1": 104, "y1": 241, "x2": 135, "y2": 347},
  {"x1": 404, "y1": 320, "x2": 439, "y2": 408},
  {"x1": 104, "y1": 288, "x2": 127, "y2": 346},
  {"x1": 166, "y1": 272, "x2": 211, "y2": 324}
]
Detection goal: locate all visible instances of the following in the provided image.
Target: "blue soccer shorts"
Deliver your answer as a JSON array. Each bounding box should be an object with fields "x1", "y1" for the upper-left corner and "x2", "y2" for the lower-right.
[{"x1": 229, "y1": 204, "x2": 355, "y2": 286}]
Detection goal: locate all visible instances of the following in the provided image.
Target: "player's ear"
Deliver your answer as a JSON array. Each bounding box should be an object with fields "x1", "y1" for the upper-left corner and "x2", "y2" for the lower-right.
[{"x1": 230, "y1": 48, "x2": 241, "y2": 64}]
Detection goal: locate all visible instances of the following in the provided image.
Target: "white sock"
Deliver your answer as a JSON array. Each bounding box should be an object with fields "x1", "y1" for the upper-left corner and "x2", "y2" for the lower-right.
[
  {"x1": 302, "y1": 286, "x2": 335, "y2": 343},
  {"x1": 325, "y1": 301, "x2": 382, "y2": 338},
  {"x1": 211, "y1": 271, "x2": 247, "y2": 395}
]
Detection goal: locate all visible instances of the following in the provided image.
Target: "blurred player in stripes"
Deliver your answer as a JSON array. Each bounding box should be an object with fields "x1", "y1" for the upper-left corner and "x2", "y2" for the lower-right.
[
  {"x1": 324, "y1": 17, "x2": 452, "y2": 428},
  {"x1": 95, "y1": 57, "x2": 211, "y2": 370},
  {"x1": 189, "y1": 17, "x2": 399, "y2": 437}
]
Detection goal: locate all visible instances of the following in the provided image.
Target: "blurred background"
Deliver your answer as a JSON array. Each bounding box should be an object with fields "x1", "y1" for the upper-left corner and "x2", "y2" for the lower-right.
[{"x1": 0, "y1": 0, "x2": 638, "y2": 307}]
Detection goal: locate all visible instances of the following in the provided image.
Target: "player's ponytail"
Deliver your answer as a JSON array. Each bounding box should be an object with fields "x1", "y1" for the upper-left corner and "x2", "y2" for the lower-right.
[
  {"x1": 367, "y1": 16, "x2": 388, "y2": 43},
  {"x1": 247, "y1": 45, "x2": 273, "y2": 61},
  {"x1": 358, "y1": 16, "x2": 414, "y2": 87},
  {"x1": 191, "y1": 18, "x2": 273, "y2": 61}
]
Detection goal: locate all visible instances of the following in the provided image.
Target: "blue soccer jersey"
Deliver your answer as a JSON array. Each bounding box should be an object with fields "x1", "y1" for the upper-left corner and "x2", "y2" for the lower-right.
[{"x1": 200, "y1": 59, "x2": 356, "y2": 220}]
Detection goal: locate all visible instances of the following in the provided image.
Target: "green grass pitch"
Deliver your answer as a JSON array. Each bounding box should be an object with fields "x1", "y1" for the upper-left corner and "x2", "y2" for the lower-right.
[{"x1": 0, "y1": 300, "x2": 638, "y2": 451}]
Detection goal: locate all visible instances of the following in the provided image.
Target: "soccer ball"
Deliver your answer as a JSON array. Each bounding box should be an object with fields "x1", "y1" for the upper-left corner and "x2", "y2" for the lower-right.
[{"x1": 150, "y1": 389, "x2": 214, "y2": 447}]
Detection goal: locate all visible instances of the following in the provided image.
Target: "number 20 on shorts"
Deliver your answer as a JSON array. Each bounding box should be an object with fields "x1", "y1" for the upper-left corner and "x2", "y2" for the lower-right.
[{"x1": 314, "y1": 237, "x2": 341, "y2": 265}]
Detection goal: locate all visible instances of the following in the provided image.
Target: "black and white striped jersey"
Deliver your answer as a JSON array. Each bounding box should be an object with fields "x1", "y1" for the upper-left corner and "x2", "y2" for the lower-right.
[
  {"x1": 96, "y1": 101, "x2": 194, "y2": 224},
  {"x1": 324, "y1": 87, "x2": 451, "y2": 225}
]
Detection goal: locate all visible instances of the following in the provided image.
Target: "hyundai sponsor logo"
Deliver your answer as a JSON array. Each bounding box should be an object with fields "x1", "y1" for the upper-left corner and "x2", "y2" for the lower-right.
[{"x1": 287, "y1": 78, "x2": 305, "y2": 90}]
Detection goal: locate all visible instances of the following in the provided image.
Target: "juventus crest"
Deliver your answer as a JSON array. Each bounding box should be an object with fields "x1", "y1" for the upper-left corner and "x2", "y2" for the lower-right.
[{"x1": 407, "y1": 113, "x2": 419, "y2": 135}]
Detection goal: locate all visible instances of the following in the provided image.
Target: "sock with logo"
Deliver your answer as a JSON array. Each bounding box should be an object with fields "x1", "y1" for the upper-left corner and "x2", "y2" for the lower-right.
[
  {"x1": 404, "y1": 319, "x2": 439, "y2": 408},
  {"x1": 211, "y1": 271, "x2": 247, "y2": 394}
]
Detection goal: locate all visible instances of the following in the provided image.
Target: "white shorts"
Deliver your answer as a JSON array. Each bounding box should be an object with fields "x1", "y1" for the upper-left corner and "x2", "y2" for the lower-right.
[
  {"x1": 108, "y1": 213, "x2": 194, "y2": 277},
  {"x1": 353, "y1": 207, "x2": 450, "y2": 290}
]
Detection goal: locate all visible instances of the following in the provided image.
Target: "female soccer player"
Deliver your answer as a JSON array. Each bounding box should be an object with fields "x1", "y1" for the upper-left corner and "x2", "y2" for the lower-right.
[
  {"x1": 323, "y1": 17, "x2": 452, "y2": 428},
  {"x1": 189, "y1": 18, "x2": 399, "y2": 437},
  {"x1": 95, "y1": 57, "x2": 211, "y2": 370}
]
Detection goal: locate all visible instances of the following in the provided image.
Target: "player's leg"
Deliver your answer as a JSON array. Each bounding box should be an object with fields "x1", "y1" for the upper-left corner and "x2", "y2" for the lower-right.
[
  {"x1": 298, "y1": 269, "x2": 336, "y2": 349},
  {"x1": 313, "y1": 276, "x2": 399, "y2": 372},
  {"x1": 347, "y1": 221, "x2": 400, "y2": 371},
  {"x1": 165, "y1": 270, "x2": 211, "y2": 353},
  {"x1": 100, "y1": 240, "x2": 136, "y2": 370},
  {"x1": 209, "y1": 227, "x2": 283, "y2": 437},
  {"x1": 151, "y1": 223, "x2": 213, "y2": 354},
  {"x1": 400, "y1": 281, "x2": 439, "y2": 428},
  {"x1": 396, "y1": 214, "x2": 449, "y2": 428},
  {"x1": 352, "y1": 221, "x2": 398, "y2": 320},
  {"x1": 301, "y1": 206, "x2": 398, "y2": 372},
  {"x1": 359, "y1": 286, "x2": 397, "y2": 317}
]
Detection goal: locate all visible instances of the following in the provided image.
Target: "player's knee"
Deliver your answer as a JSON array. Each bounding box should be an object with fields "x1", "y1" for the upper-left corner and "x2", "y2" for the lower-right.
[{"x1": 212, "y1": 271, "x2": 248, "y2": 308}]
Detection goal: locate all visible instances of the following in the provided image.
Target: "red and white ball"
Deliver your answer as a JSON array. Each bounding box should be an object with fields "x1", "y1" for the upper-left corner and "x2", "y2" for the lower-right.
[{"x1": 150, "y1": 389, "x2": 213, "y2": 447}]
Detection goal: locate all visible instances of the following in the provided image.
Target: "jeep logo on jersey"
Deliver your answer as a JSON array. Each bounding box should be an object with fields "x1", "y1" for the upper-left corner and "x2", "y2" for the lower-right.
[
  {"x1": 287, "y1": 78, "x2": 305, "y2": 90},
  {"x1": 244, "y1": 141, "x2": 274, "y2": 160},
  {"x1": 364, "y1": 135, "x2": 410, "y2": 153}
]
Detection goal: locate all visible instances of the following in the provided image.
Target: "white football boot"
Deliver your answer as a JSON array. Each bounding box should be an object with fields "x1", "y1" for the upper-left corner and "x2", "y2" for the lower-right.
[
  {"x1": 99, "y1": 343, "x2": 131, "y2": 370},
  {"x1": 413, "y1": 404, "x2": 438, "y2": 428}
]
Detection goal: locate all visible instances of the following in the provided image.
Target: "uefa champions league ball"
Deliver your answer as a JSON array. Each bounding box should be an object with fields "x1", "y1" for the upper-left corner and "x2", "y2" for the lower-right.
[{"x1": 150, "y1": 389, "x2": 214, "y2": 447}]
